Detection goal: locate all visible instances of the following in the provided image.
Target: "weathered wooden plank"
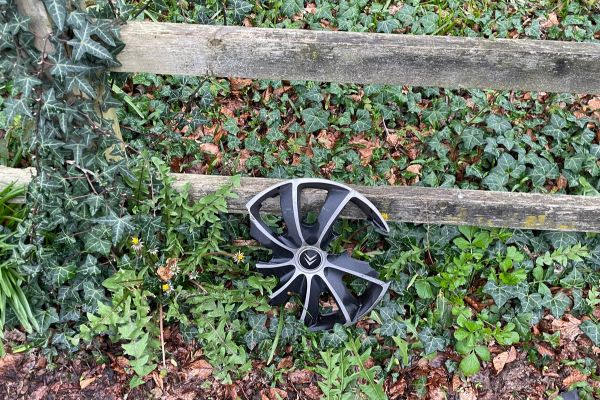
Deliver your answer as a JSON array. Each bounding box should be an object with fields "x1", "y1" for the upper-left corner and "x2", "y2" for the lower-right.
[
  {"x1": 174, "y1": 173, "x2": 600, "y2": 232},
  {"x1": 114, "y1": 21, "x2": 600, "y2": 94},
  {"x1": 3, "y1": 166, "x2": 600, "y2": 231}
]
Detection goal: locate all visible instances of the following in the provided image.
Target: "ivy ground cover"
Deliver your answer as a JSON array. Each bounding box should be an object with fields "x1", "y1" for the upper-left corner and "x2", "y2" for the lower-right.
[{"x1": 1, "y1": 0, "x2": 600, "y2": 399}]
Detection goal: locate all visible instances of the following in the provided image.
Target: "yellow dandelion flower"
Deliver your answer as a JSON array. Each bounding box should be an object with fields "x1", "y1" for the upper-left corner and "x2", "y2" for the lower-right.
[
  {"x1": 131, "y1": 236, "x2": 143, "y2": 252},
  {"x1": 233, "y1": 250, "x2": 245, "y2": 264},
  {"x1": 381, "y1": 212, "x2": 390, "y2": 221}
]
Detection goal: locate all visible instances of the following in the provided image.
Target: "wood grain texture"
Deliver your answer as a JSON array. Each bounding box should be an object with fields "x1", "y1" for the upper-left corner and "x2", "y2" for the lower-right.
[
  {"x1": 15, "y1": 0, "x2": 55, "y2": 53},
  {"x1": 3, "y1": 166, "x2": 600, "y2": 231},
  {"x1": 173, "y1": 173, "x2": 600, "y2": 232},
  {"x1": 114, "y1": 21, "x2": 600, "y2": 94}
]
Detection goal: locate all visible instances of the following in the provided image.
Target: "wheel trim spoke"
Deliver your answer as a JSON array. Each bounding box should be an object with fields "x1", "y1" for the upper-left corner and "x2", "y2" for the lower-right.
[
  {"x1": 249, "y1": 215, "x2": 295, "y2": 253},
  {"x1": 322, "y1": 269, "x2": 359, "y2": 324},
  {"x1": 269, "y1": 271, "x2": 302, "y2": 305},
  {"x1": 279, "y1": 182, "x2": 305, "y2": 247},
  {"x1": 311, "y1": 189, "x2": 353, "y2": 248},
  {"x1": 299, "y1": 276, "x2": 320, "y2": 325}
]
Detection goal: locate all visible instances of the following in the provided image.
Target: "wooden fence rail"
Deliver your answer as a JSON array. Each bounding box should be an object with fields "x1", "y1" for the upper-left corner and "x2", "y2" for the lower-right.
[
  {"x1": 8, "y1": 3, "x2": 600, "y2": 235},
  {"x1": 115, "y1": 21, "x2": 600, "y2": 94},
  {"x1": 4, "y1": 166, "x2": 600, "y2": 233}
]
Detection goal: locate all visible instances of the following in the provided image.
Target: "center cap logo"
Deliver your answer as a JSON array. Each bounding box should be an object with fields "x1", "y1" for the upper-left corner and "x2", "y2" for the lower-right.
[{"x1": 298, "y1": 248, "x2": 322, "y2": 270}]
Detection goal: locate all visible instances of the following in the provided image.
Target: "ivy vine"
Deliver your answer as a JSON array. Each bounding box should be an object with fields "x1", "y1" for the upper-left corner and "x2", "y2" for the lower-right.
[{"x1": 1, "y1": 0, "x2": 131, "y2": 347}]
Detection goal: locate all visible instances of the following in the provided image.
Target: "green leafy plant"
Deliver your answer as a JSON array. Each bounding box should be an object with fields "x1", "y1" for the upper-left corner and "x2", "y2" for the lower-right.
[{"x1": 0, "y1": 184, "x2": 39, "y2": 356}]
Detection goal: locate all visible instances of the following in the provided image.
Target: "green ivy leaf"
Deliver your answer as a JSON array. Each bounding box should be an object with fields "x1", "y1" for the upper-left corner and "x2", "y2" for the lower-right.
[
  {"x1": 48, "y1": 261, "x2": 76, "y2": 286},
  {"x1": 4, "y1": 97, "x2": 32, "y2": 123},
  {"x1": 483, "y1": 280, "x2": 516, "y2": 308},
  {"x1": 580, "y1": 320, "x2": 600, "y2": 345},
  {"x1": 351, "y1": 109, "x2": 371, "y2": 132},
  {"x1": 301, "y1": 107, "x2": 329, "y2": 133},
  {"x1": 244, "y1": 327, "x2": 270, "y2": 350},
  {"x1": 84, "y1": 225, "x2": 112, "y2": 255},
  {"x1": 486, "y1": 114, "x2": 512, "y2": 134},
  {"x1": 560, "y1": 267, "x2": 585, "y2": 289},
  {"x1": 228, "y1": 0, "x2": 252, "y2": 21},
  {"x1": 281, "y1": 0, "x2": 303, "y2": 17},
  {"x1": 461, "y1": 127, "x2": 484, "y2": 150},
  {"x1": 15, "y1": 75, "x2": 42, "y2": 96},
  {"x1": 418, "y1": 327, "x2": 447, "y2": 354},
  {"x1": 320, "y1": 324, "x2": 348, "y2": 347},
  {"x1": 519, "y1": 293, "x2": 543, "y2": 313},
  {"x1": 546, "y1": 292, "x2": 571, "y2": 318},
  {"x1": 68, "y1": 22, "x2": 113, "y2": 61},
  {"x1": 95, "y1": 210, "x2": 134, "y2": 245},
  {"x1": 43, "y1": 0, "x2": 67, "y2": 31},
  {"x1": 377, "y1": 18, "x2": 400, "y2": 33}
]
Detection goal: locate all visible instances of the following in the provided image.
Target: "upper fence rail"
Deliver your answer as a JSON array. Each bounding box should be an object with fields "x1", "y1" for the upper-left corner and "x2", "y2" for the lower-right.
[{"x1": 114, "y1": 21, "x2": 600, "y2": 94}]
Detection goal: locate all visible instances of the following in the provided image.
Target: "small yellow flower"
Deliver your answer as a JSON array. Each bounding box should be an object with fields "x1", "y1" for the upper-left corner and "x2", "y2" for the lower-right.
[
  {"x1": 131, "y1": 236, "x2": 143, "y2": 252},
  {"x1": 162, "y1": 283, "x2": 173, "y2": 294},
  {"x1": 233, "y1": 250, "x2": 245, "y2": 264},
  {"x1": 381, "y1": 212, "x2": 390, "y2": 221}
]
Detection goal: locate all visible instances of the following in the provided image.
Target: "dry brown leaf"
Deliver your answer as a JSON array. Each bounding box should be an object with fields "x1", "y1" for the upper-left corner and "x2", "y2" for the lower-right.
[
  {"x1": 302, "y1": 385, "x2": 322, "y2": 400},
  {"x1": 588, "y1": 97, "x2": 600, "y2": 111},
  {"x1": 261, "y1": 387, "x2": 288, "y2": 399},
  {"x1": 277, "y1": 356, "x2": 293, "y2": 370},
  {"x1": 536, "y1": 344, "x2": 555, "y2": 357},
  {"x1": 406, "y1": 164, "x2": 422, "y2": 175},
  {"x1": 317, "y1": 130, "x2": 337, "y2": 149},
  {"x1": 200, "y1": 143, "x2": 220, "y2": 156},
  {"x1": 79, "y1": 376, "x2": 97, "y2": 389},
  {"x1": 563, "y1": 369, "x2": 588, "y2": 387},
  {"x1": 184, "y1": 359, "x2": 213, "y2": 380},
  {"x1": 389, "y1": 4, "x2": 402, "y2": 15},
  {"x1": 305, "y1": 3, "x2": 317, "y2": 14},
  {"x1": 451, "y1": 374, "x2": 462, "y2": 392},
  {"x1": 459, "y1": 387, "x2": 478, "y2": 400},
  {"x1": 556, "y1": 174, "x2": 568, "y2": 190},
  {"x1": 236, "y1": 149, "x2": 251, "y2": 171},
  {"x1": 230, "y1": 78, "x2": 253, "y2": 92},
  {"x1": 541, "y1": 12, "x2": 559, "y2": 28},
  {"x1": 551, "y1": 314, "x2": 582, "y2": 342},
  {"x1": 349, "y1": 136, "x2": 379, "y2": 166},
  {"x1": 493, "y1": 346, "x2": 517, "y2": 374},
  {"x1": 288, "y1": 369, "x2": 314, "y2": 384},
  {"x1": 428, "y1": 386, "x2": 447, "y2": 400}
]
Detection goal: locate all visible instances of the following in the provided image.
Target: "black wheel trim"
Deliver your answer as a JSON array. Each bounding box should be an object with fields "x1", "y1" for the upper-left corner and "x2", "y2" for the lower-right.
[{"x1": 246, "y1": 178, "x2": 390, "y2": 331}]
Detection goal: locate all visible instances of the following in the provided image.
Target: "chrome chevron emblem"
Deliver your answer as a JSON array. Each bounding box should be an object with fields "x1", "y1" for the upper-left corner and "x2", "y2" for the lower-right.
[{"x1": 304, "y1": 253, "x2": 318, "y2": 265}]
